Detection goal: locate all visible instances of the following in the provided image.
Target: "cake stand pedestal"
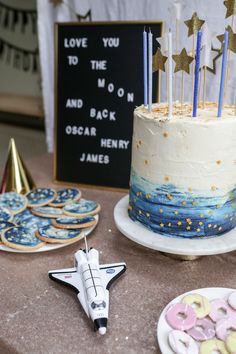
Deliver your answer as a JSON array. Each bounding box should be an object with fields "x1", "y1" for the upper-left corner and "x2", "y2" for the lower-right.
[{"x1": 114, "y1": 195, "x2": 236, "y2": 260}]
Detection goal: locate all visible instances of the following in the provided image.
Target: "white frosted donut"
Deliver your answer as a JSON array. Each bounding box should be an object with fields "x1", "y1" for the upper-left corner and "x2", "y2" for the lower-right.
[
  {"x1": 228, "y1": 291, "x2": 236, "y2": 310},
  {"x1": 168, "y1": 330, "x2": 198, "y2": 354}
]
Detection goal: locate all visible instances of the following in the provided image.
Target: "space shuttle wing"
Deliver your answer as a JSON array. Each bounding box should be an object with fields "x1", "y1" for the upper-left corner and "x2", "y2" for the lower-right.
[
  {"x1": 48, "y1": 267, "x2": 82, "y2": 294},
  {"x1": 99, "y1": 262, "x2": 126, "y2": 290}
]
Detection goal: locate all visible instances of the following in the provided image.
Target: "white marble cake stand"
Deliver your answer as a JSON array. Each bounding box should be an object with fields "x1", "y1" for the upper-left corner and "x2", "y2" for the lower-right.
[{"x1": 114, "y1": 195, "x2": 236, "y2": 258}]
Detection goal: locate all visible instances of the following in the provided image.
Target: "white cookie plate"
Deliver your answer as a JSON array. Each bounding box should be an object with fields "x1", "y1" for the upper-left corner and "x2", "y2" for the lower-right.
[
  {"x1": 0, "y1": 215, "x2": 99, "y2": 253},
  {"x1": 157, "y1": 287, "x2": 235, "y2": 354}
]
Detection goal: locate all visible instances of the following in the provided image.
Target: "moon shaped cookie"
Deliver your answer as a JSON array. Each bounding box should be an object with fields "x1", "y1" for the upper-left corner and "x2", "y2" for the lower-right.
[
  {"x1": 63, "y1": 199, "x2": 101, "y2": 217},
  {"x1": 31, "y1": 206, "x2": 64, "y2": 218},
  {"x1": 36, "y1": 225, "x2": 83, "y2": 244},
  {"x1": 26, "y1": 188, "x2": 56, "y2": 207},
  {"x1": 1, "y1": 226, "x2": 45, "y2": 250},
  {"x1": 48, "y1": 188, "x2": 82, "y2": 207},
  {"x1": 0, "y1": 192, "x2": 27, "y2": 215},
  {"x1": 52, "y1": 216, "x2": 96, "y2": 229}
]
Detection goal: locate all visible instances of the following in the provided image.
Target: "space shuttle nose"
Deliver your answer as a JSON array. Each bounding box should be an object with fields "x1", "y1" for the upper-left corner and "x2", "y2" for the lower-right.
[{"x1": 98, "y1": 327, "x2": 106, "y2": 335}]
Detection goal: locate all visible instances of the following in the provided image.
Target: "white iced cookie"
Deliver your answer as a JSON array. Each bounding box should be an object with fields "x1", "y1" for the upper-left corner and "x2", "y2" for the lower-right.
[{"x1": 168, "y1": 330, "x2": 198, "y2": 354}]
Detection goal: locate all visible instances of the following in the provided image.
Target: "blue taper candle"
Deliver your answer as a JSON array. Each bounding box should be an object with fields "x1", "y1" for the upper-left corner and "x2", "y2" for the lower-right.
[
  {"x1": 143, "y1": 28, "x2": 148, "y2": 106},
  {"x1": 218, "y1": 31, "x2": 229, "y2": 118},
  {"x1": 192, "y1": 31, "x2": 202, "y2": 117},
  {"x1": 148, "y1": 29, "x2": 153, "y2": 112}
]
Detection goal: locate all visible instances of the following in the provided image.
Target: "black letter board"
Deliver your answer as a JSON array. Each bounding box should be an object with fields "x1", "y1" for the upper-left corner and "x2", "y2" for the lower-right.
[{"x1": 54, "y1": 21, "x2": 162, "y2": 189}]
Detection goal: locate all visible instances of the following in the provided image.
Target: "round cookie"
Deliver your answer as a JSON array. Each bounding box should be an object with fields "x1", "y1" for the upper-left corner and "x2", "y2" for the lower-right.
[
  {"x1": 52, "y1": 216, "x2": 96, "y2": 229},
  {"x1": 26, "y1": 188, "x2": 56, "y2": 207},
  {"x1": 14, "y1": 209, "x2": 51, "y2": 232},
  {"x1": 36, "y1": 225, "x2": 83, "y2": 244},
  {"x1": 31, "y1": 206, "x2": 64, "y2": 218},
  {"x1": 226, "y1": 332, "x2": 236, "y2": 354},
  {"x1": 165, "y1": 302, "x2": 197, "y2": 331},
  {"x1": 0, "y1": 221, "x2": 16, "y2": 244},
  {"x1": 48, "y1": 188, "x2": 82, "y2": 207},
  {"x1": 0, "y1": 192, "x2": 27, "y2": 215},
  {"x1": 209, "y1": 298, "x2": 235, "y2": 322},
  {"x1": 182, "y1": 293, "x2": 211, "y2": 319},
  {"x1": 200, "y1": 339, "x2": 228, "y2": 354},
  {"x1": 216, "y1": 316, "x2": 236, "y2": 341},
  {"x1": 1, "y1": 226, "x2": 45, "y2": 250},
  {"x1": 63, "y1": 199, "x2": 101, "y2": 217},
  {"x1": 187, "y1": 318, "x2": 215, "y2": 341},
  {"x1": 228, "y1": 291, "x2": 236, "y2": 310},
  {"x1": 168, "y1": 330, "x2": 198, "y2": 354},
  {"x1": 0, "y1": 206, "x2": 13, "y2": 222}
]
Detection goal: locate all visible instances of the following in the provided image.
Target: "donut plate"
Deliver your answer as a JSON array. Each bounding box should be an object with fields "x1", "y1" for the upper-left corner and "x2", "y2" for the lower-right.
[{"x1": 157, "y1": 287, "x2": 235, "y2": 354}]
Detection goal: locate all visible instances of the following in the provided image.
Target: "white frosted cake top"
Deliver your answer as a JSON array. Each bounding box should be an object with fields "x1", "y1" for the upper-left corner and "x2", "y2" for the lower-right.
[{"x1": 135, "y1": 102, "x2": 236, "y2": 122}]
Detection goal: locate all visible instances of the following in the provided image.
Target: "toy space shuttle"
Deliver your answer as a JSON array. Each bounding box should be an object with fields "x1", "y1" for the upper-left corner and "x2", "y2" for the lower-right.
[{"x1": 48, "y1": 247, "x2": 126, "y2": 335}]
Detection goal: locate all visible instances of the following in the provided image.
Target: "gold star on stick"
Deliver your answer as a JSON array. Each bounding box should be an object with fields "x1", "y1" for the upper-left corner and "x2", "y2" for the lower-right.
[
  {"x1": 224, "y1": 0, "x2": 236, "y2": 18},
  {"x1": 172, "y1": 48, "x2": 194, "y2": 74},
  {"x1": 184, "y1": 12, "x2": 205, "y2": 37},
  {"x1": 217, "y1": 26, "x2": 236, "y2": 53},
  {"x1": 152, "y1": 48, "x2": 168, "y2": 72}
]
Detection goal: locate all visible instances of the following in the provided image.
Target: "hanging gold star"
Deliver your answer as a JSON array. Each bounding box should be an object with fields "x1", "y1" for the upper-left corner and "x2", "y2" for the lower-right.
[
  {"x1": 184, "y1": 12, "x2": 205, "y2": 37},
  {"x1": 217, "y1": 26, "x2": 236, "y2": 53},
  {"x1": 224, "y1": 0, "x2": 236, "y2": 18},
  {"x1": 152, "y1": 48, "x2": 168, "y2": 72},
  {"x1": 49, "y1": 0, "x2": 63, "y2": 6},
  {"x1": 172, "y1": 48, "x2": 194, "y2": 74}
]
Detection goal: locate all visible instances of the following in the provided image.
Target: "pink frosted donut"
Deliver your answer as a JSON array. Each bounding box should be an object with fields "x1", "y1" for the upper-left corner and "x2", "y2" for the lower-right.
[
  {"x1": 168, "y1": 330, "x2": 198, "y2": 354},
  {"x1": 166, "y1": 303, "x2": 197, "y2": 331},
  {"x1": 216, "y1": 316, "x2": 236, "y2": 341},
  {"x1": 228, "y1": 291, "x2": 236, "y2": 310},
  {"x1": 187, "y1": 318, "x2": 215, "y2": 341},
  {"x1": 209, "y1": 298, "x2": 236, "y2": 322}
]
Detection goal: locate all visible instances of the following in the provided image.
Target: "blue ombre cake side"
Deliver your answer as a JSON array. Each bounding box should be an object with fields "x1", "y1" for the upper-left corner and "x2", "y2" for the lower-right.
[{"x1": 128, "y1": 103, "x2": 236, "y2": 238}]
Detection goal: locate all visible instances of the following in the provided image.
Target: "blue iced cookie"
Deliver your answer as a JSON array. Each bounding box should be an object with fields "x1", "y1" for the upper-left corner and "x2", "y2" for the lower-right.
[
  {"x1": 26, "y1": 188, "x2": 56, "y2": 207},
  {"x1": 14, "y1": 209, "x2": 51, "y2": 232},
  {"x1": 52, "y1": 215, "x2": 96, "y2": 229},
  {"x1": 49, "y1": 188, "x2": 82, "y2": 207},
  {"x1": 36, "y1": 225, "x2": 83, "y2": 244},
  {"x1": 31, "y1": 206, "x2": 64, "y2": 218},
  {"x1": 0, "y1": 192, "x2": 27, "y2": 215},
  {"x1": 0, "y1": 206, "x2": 13, "y2": 222},
  {"x1": 63, "y1": 199, "x2": 101, "y2": 217},
  {"x1": 0, "y1": 221, "x2": 16, "y2": 243},
  {"x1": 1, "y1": 226, "x2": 45, "y2": 250}
]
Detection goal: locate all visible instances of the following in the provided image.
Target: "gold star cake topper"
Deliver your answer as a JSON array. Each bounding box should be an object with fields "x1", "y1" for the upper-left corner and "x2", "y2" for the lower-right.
[
  {"x1": 184, "y1": 12, "x2": 205, "y2": 37},
  {"x1": 217, "y1": 26, "x2": 236, "y2": 53},
  {"x1": 172, "y1": 48, "x2": 194, "y2": 74},
  {"x1": 152, "y1": 48, "x2": 168, "y2": 72},
  {"x1": 224, "y1": 0, "x2": 236, "y2": 18}
]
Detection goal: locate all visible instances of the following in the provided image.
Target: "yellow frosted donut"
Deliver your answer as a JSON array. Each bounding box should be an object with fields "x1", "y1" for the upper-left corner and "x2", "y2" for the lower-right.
[
  {"x1": 200, "y1": 339, "x2": 229, "y2": 354},
  {"x1": 226, "y1": 332, "x2": 236, "y2": 354},
  {"x1": 182, "y1": 293, "x2": 211, "y2": 319}
]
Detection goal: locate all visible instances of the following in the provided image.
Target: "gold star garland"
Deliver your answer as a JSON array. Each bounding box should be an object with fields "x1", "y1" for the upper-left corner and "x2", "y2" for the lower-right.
[
  {"x1": 172, "y1": 48, "x2": 194, "y2": 74},
  {"x1": 217, "y1": 26, "x2": 236, "y2": 53},
  {"x1": 184, "y1": 12, "x2": 205, "y2": 37},
  {"x1": 152, "y1": 48, "x2": 168, "y2": 72},
  {"x1": 224, "y1": 0, "x2": 236, "y2": 18}
]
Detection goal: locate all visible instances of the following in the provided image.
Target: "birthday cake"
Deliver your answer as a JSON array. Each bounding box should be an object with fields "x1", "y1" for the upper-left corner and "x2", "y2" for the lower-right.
[{"x1": 128, "y1": 103, "x2": 236, "y2": 238}]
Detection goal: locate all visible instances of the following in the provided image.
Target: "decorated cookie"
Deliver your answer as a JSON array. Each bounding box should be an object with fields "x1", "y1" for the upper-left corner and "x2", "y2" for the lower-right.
[
  {"x1": 182, "y1": 293, "x2": 211, "y2": 319},
  {"x1": 168, "y1": 330, "x2": 198, "y2": 354},
  {"x1": 26, "y1": 188, "x2": 56, "y2": 207},
  {"x1": 0, "y1": 192, "x2": 27, "y2": 215},
  {"x1": 14, "y1": 209, "x2": 51, "y2": 232},
  {"x1": 199, "y1": 339, "x2": 228, "y2": 354},
  {"x1": 187, "y1": 318, "x2": 215, "y2": 341},
  {"x1": 228, "y1": 291, "x2": 236, "y2": 310},
  {"x1": 63, "y1": 199, "x2": 101, "y2": 217},
  {"x1": 0, "y1": 206, "x2": 13, "y2": 222},
  {"x1": 52, "y1": 215, "x2": 96, "y2": 229},
  {"x1": 36, "y1": 225, "x2": 83, "y2": 244},
  {"x1": 216, "y1": 316, "x2": 236, "y2": 341},
  {"x1": 1, "y1": 226, "x2": 45, "y2": 250},
  {"x1": 165, "y1": 302, "x2": 197, "y2": 331},
  {"x1": 0, "y1": 221, "x2": 16, "y2": 243},
  {"x1": 48, "y1": 188, "x2": 82, "y2": 207},
  {"x1": 31, "y1": 206, "x2": 64, "y2": 218},
  {"x1": 209, "y1": 298, "x2": 235, "y2": 322},
  {"x1": 226, "y1": 332, "x2": 236, "y2": 354}
]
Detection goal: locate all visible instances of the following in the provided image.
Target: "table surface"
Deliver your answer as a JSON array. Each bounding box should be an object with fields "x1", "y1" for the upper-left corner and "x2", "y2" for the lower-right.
[{"x1": 1, "y1": 154, "x2": 236, "y2": 354}]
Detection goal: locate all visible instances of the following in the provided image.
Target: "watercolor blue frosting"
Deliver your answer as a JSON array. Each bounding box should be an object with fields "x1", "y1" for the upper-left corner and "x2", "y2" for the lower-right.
[
  {"x1": 4, "y1": 226, "x2": 43, "y2": 246},
  {"x1": 50, "y1": 188, "x2": 81, "y2": 205},
  {"x1": 38, "y1": 225, "x2": 81, "y2": 240},
  {"x1": 128, "y1": 169, "x2": 236, "y2": 238},
  {"x1": 26, "y1": 188, "x2": 56, "y2": 205},
  {"x1": 55, "y1": 216, "x2": 95, "y2": 225}
]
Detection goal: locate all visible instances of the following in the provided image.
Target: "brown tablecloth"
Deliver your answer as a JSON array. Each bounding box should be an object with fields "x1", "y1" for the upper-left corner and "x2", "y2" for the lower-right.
[{"x1": 1, "y1": 154, "x2": 236, "y2": 354}]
